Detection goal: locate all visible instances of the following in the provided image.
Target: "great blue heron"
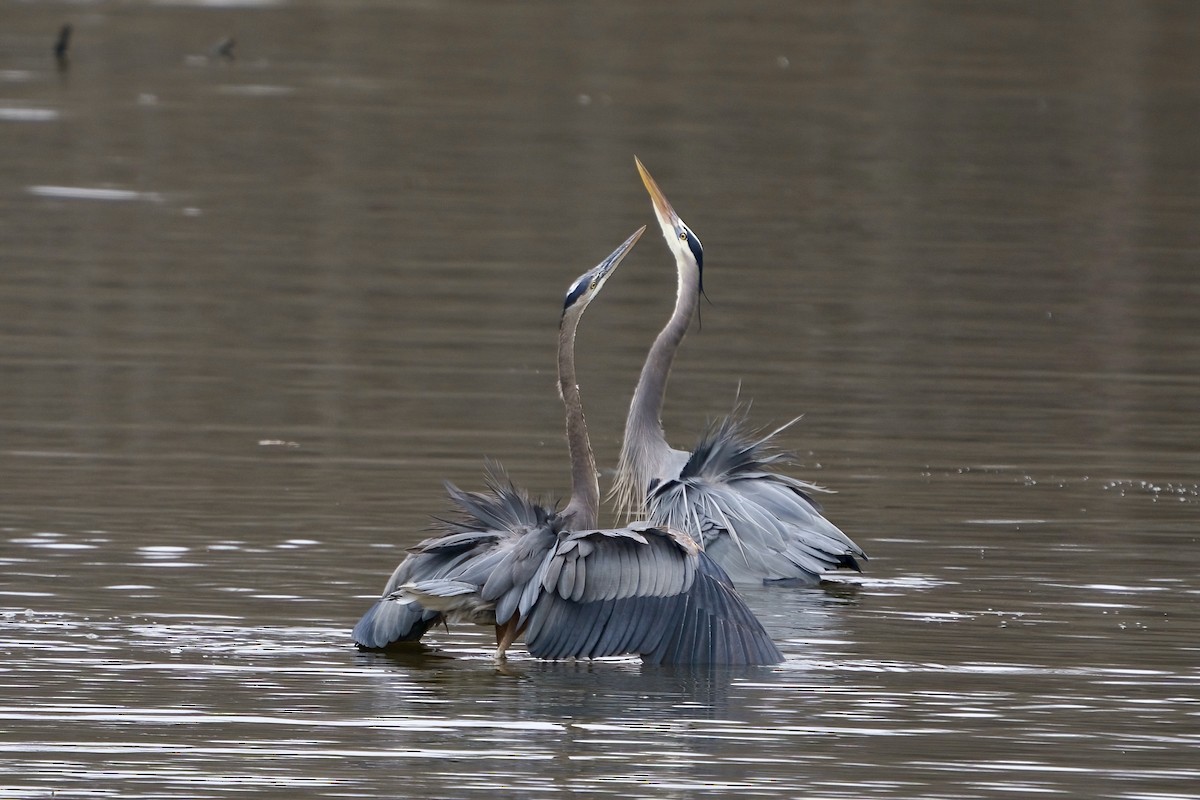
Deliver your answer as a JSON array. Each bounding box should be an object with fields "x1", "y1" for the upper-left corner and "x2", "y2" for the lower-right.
[
  {"x1": 612, "y1": 158, "x2": 867, "y2": 586},
  {"x1": 352, "y1": 227, "x2": 783, "y2": 665}
]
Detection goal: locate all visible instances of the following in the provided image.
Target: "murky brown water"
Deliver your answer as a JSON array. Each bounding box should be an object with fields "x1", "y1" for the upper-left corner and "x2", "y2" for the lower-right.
[{"x1": 3, "y1": 0, "x2": 1199, "y2": 797}]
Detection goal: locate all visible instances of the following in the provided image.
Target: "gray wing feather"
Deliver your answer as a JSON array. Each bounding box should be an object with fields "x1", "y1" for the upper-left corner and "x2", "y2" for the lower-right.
[
  {"x1": 616, "y1": 541, "x2": 637, "y2": 599},
  {"x1": 557, "y1": 549, "x2": 579, "y2": 602},
  {"x1": 481, "y1": 524, "x2": 558, "y2": 625},
  {"x1": 595, "y1": 595, "x2": 647, "y2": 656},
  {"x1": 648, "y1": 414, "x2": 867, "y2": 585},
  {"x1": 523, "y1": 526, "x2": 783, "y2": 665},
  {"x1": 351, "y1": 546, "x2": 472, "y2": 650},
  {"x1": 352, "y1": 464, "x2": 552, "y2": 650},
  {"x1": 351, "y1": 597, "x2": 438, "y2": 650},
  {"x1": 569, "y1": 552, "x2": 587, "y2": 602},
  {"x1": 581, "y1": 547, "x2": 619, "y2": 601},
  {"x1": 400, "y1": 579, "x2": 477, "y2": 599},
  {"x1": 640, "y1": 552, "x2": 784, "y2": 665},
  {"x1": 412, "y1": 529, "x2": 504, "y2": 554}
]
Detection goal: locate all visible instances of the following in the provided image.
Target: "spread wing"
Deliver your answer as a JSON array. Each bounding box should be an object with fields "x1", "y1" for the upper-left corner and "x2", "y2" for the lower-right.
[
  {"x1": 647, "y1": 415, "x2": 866, "y2": 585},
  {"x1": 352, "y1": 466, "x2": 552, "y2": 650},
  {"x1": 521, "y1": 524, "x2": 783, "y2": 665},
  {"x1": 351, "y1": 529, "x2": 499, "y2": 649},
  {"x1": 354, "y1": 468, "x2": 784, "y2": 664}
]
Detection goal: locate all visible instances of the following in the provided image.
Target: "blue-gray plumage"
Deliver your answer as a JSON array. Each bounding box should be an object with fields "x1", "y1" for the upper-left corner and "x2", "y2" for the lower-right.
[
  {"x1": 352, "y1": 227, "x2": 783, "y2": 665},
  {"x1": 350, "y1": 539, "x2": 502, "y2": 647},
  {"x1": 612, "y1": 158, "x2": 867, "y2": 586}
]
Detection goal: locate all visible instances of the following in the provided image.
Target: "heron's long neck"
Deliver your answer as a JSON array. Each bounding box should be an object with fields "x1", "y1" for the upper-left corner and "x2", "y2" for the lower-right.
[
  {"x1": 559, "y1": 314, "x2": 599, "y2": 530},
  {"x1": 614, "y1": 253, "x2": 698, "y2": 517}
]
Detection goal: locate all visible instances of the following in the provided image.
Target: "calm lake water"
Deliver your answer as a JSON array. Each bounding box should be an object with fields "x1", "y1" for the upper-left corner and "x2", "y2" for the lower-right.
[{"x1": 2, "y1": 1, "x2": 1198, "y2": 797}]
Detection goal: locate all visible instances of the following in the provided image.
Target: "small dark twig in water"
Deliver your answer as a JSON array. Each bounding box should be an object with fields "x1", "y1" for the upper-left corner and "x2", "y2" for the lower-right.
[
  {"x1": 54, "y1": 23, "x2": 72, "y2": 69},
  {"x1": 210, "y1": 36, "x2": 236, "y2": 61}
]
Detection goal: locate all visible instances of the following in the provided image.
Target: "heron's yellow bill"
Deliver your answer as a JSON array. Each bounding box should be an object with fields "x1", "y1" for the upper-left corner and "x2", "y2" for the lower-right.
[{"x1": 634, "y1": 156, "x2": 679, "y2": 225}]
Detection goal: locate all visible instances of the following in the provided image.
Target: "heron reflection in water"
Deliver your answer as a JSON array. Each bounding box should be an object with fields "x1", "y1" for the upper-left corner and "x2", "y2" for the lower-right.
[
  {"x1": 612, "y1": 158, "x2": 867, "y2": 586},
  {"x1": 353, "y1": 227, "x2": 783, "y2": 666}
]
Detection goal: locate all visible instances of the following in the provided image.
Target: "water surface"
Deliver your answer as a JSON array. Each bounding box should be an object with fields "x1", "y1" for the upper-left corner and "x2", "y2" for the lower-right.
[{"x1": 2, "y1": 1, "x2": 1198, "y2": 798}]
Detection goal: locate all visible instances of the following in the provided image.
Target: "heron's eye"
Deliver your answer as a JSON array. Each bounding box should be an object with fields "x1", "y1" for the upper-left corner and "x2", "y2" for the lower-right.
[
  {"x1": 679, "y1": 231, "x2": 688, "y2": 241},
  {"x1": 589, "y1": 278, "x2": 598, "y2": 290}
]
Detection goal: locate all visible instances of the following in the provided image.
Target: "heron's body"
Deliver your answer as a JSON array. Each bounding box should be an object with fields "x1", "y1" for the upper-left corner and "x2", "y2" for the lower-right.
[
  {"x1": 353, "y1": 228, "x2": 783, "y2": 665},
  {"x1": 613, "y1": 158, "x2": 867, "y2": 586}
]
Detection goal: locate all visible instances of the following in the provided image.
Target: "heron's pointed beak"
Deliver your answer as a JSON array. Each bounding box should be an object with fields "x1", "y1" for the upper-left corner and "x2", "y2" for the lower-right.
[
  {"x1": 596, "y1": 225, "x2": 646, "y2": 286},
  {"x1": 634, "y1": 156, "x2": 680, "y2": 228},
  {"x1": 562, "y1": 225, "x2": 647, "y2": 319}
]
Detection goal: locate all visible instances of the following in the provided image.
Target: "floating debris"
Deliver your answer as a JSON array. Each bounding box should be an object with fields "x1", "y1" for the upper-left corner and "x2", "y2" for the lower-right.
[
  {"x1": 211, "y1": 36, "x2": 236, "y2": 61},
  {"x1": 54, "y1": 23, "x2": 72, "y2": 69}
]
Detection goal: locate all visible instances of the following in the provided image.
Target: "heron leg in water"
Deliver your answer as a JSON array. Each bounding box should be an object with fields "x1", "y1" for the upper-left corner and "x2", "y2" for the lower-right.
[{"x1": 494, "y1": 617, "x2": 522, "y2": 660}]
